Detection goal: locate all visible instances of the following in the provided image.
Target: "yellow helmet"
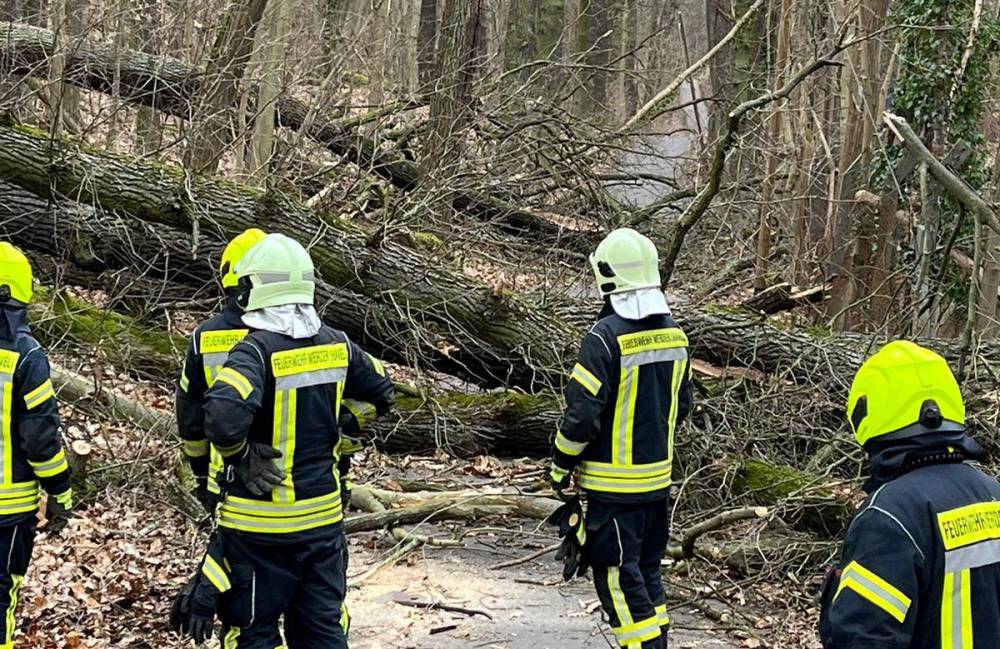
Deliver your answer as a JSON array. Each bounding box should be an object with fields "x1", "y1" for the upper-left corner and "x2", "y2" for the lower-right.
[
  {"x1": 0, "y1": 243, "x2": 33, "y2": 304},
  {"x1": 847, "y1": 340, "x2": 965, "y2": 446},
  {"x1": 219, "y1": 229, "x2": 267, "y2": 288}
]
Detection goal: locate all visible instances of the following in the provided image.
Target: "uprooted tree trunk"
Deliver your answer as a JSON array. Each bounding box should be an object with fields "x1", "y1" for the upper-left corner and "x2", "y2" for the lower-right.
[{"x1": 0, "y1": 21, "x2": 564, "y2": 239}]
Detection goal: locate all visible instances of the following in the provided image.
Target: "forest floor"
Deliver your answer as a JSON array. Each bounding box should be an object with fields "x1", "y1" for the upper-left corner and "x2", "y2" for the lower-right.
[{"x1": 11, "y1": 351, "x2": 825, "y2": 648}]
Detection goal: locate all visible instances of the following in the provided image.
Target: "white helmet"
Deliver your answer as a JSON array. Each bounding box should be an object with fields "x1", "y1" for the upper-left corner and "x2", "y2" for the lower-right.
[
  {"x1": 235, "y1": 233, "x2": 315, "y2": 310},
  {"x1": 590, "y1": 228, "x2": 662, "y2": 297}
]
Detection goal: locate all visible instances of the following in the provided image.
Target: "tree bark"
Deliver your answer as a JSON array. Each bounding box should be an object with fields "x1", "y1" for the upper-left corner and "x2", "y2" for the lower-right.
[
  {"x1": 421, "y1": 0, "x2": 484, "y2": 177},
  {"x1": 417, "y1": 0, "x2": 438, "y2": 88},
  {"x1": 245, "y1": 0, "x2": 288, "y2": 182}
]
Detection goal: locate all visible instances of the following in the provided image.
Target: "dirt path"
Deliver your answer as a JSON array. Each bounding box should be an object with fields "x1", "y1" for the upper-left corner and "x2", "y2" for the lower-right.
[{"x1": 348, "y1": 542, "x2": 738, "y2": 649}]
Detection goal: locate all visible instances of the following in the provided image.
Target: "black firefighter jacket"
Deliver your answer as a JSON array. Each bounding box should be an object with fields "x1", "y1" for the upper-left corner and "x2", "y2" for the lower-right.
[
  {"x1": 551, "y1": 307, "x2": 692, "y2": 503},
  {"x1": 820, "y1": 435, "x2": 1000, "y2": 649},
  {"x1": 203, "y1": 325, "x2": 393, "y2": 541}
]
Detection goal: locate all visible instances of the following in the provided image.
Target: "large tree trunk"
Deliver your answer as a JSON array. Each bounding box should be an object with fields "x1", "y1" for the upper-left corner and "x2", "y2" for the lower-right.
[
  {"x1": 0, "y1": 180, "x2": 523, "y2": 386},
  {"x1": 0, "y1": 20, "x2": 564, "y2": 238},
  {"x1": 0, "y1": 125, "x2": 580, "y2": 389}
]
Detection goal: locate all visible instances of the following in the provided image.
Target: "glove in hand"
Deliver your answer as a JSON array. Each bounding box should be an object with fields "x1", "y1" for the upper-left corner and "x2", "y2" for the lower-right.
[
  {"x1": 45, "y1": 490, "x2": 73, "y2": 534},
  {"x1": 235, "y1": 443, "x2": 285, "y2": 496},
  {"x1": 546, "y1": 495, "x2": 588, "y2": 581}
]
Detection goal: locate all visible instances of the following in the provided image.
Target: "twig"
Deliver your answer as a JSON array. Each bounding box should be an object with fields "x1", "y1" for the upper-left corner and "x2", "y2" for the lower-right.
[
  {"x1": 490, "y1": 542, "x2": 560, "y2": 570},
  {"x1": 668, "y1": 506, "x2": 769, "y2": 559},
  {"x1": 393, "y1": 598, "x2": 495, "y2": 621}
]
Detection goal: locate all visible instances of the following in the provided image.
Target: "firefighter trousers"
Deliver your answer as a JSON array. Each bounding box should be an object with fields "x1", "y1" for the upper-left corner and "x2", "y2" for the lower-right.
[
  {"x1": 0, "y1": 518, "x2": 35, "y2": 649},
  {"x1": 587, "y1": 498, "x2": 670, "y2": 649},
  {"x1": 216, "y1": 528, "x2": 350, "y2": 649}
]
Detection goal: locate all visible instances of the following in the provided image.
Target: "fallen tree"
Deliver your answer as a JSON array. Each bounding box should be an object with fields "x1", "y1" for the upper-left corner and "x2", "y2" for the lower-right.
[
  {"x1": 0, "y1": 124, "x2": 580, "y2": 390},
  {"x1": 0, "y1": 21, "x2": 566, "y2": 239}
]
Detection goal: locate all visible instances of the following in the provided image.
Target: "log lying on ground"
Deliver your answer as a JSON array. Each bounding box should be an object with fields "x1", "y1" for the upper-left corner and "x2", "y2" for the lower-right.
[
  {"x1": 0, "y1": 181, "x2": 503, "y2": 383},
  {"x1": 733, "y1": 458, "x2": 850, "y2": 535},
  {"x1": 0, "y1": 125, "x2": 578, "y2": 390},
  {"x1": 0, "y1": 22, "x2": 563, "y2": 239},
  {"x1": 742, "y1": 283, "x2": 829, "y2": 315}
]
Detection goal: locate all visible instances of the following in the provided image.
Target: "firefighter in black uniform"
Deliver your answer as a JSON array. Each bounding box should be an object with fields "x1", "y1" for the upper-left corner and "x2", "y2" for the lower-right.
[
  {"x1": 820, "y1": 340, "x2": 1000, "y2": 649},
  {"x1": 550, "y1": 228, "x2": 692, "y2": 649},
  {"x1": 0, "y1": 243, "x2": 72, "y2": 649},
  {"x1": 190, "y1": 233, "x2": 393, "y2": 648},
  {"x1": 177, "y1": 228, "x2": 266, "y2": 513}
]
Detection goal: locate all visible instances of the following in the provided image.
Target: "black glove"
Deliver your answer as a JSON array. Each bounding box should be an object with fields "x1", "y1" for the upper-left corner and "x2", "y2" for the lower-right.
[
  {"x1": 193, "y1": 478, "x2": 219, "y2": 514},
  {"x1": 186, "y1": 610, "x2": 215, "y2": 644},
  {"x1": 546, "y1": 495, "x2": 587, "y2": 581},
  {"x1": 45, "y1": 490, "x2": 73, "y2": 534},
  {"x1": 169, "y1": 572, "x2": 198, "y2": 634},
  {"x1": 234, "y1": 443, "x2": 285, "y2": 496}
]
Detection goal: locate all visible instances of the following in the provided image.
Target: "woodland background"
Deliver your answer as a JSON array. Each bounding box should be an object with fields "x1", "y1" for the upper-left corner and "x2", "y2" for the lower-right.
[{"x1": 0, "y1": 0, "x2": 999, "y2": 646}]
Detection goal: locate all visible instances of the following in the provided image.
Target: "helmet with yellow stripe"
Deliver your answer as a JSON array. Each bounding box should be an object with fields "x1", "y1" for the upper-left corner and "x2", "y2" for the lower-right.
[
  {"x1": 847, "y1": 340, "x2": 965, "y2": 447},
  {"x1": 0, "y1": 242, "x2": 33, "y2": 304},
  {"x1": 219, "y1": 229, "x2": 267, "y2": 289}
]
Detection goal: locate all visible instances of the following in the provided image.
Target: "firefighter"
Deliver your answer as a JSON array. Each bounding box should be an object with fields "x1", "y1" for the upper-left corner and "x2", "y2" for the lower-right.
[
  {"x1": 194, "y1": 233, "x2": 393, "y2": 647},
  {"x1": 0, "y1": 243, "x2": 72, "y2": 649},
  {"x1": 820, "y1": 340, "x2": 1000, "y2": 648},
  {"x1": 176, "y1": 228, "x2": 267, "y2": 514},
  {"x1": 550, "y1": 228, "x2": 692, "y2": 649}
]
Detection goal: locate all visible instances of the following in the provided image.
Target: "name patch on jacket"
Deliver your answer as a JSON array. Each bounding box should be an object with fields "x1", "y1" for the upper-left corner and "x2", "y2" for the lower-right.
[
  {"x1": 618, "y1": 328, "x2": 688, "y2": 355},
  {"x1": 938, "y1": 502, "x2": 1000, "y2": 550},
  {"x1": 200, "y1": 329, "x2": 249, "y2": 355},
  {"x1": 0, "y1": 350, "x2": 18, "y2": 375}
]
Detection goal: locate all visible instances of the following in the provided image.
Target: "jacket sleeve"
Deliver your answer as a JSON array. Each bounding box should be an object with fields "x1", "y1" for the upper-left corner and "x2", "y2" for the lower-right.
[
  {"x1": 15, "y1": 344, "x2": 70, "y2": 497},
  {"x1": 551, "y1": 329, "x2": 614, "y2": 479},
  {"x1": 176, "y1": 333, "x2": 210, "y2": 479},
  {"x1": 203, "y1": 340, "x2": 265, "y2": 462},
  {"x1": 821, "y1": 508, "x2": 922, "y2": 649},
  {"x1": 676, "y1": 358, "x2": 693, "y2": 427},
  {"x1": 339, "y1": 341, "x2": 394, "y2": 437}
]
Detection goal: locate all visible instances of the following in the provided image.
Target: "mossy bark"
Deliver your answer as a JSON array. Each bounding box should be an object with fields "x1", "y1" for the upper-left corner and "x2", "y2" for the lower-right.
[{"x1": 733, "y1": 457, "x2": 851, "y2": 535}]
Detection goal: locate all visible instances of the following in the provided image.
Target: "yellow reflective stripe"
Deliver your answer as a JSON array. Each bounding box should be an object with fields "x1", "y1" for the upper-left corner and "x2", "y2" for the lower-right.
[
  {"x1": 942, "y1": 568, "x2": 974, "y2": 649},
  {"x1": 183, "y1": 439, "x2": 210, "y2": 458},
  {"x1": 655, "y1": 603, "x2": 669, "y2": 627},
  {"x1": 200, "y1": 329, "x2": 249, "y2": 355},
  {"x1": 579, "y1": 472, "x2": 672, "y2": 494},
  {"x1": 271, "y1": 343, "x2": 349, "y2": 377},
  {"x1": 217, "y1": 368, "x2": 253, "y2": 399},
  {"x1": 208, "y1": 446, "x2": 224, "y2": 493},
  {"x1": 835, "y1": 561, "x2": 911, "y2": 624},
  {"x1": 23, "y1": 379, "x2": 54, "y2": 410},
  {"x1": 216, "y1": 439, "x2": 247, "y2": 458},
  {"x1": 555, "y1": 431, "x2": 587, "y2": 456},
  {"x1": 2, "y1": 380, "x2": 11, "y2": 484},
  {"x1": 224, "y1": 627, "x2": 240, "y2": 649},
  {"x1": 608, "y1": 567, "x2": 633, "y2": 626},
  {"x1": 272, "y1": 389, "x2": 297, "y2": 503},
  {"x1": 343, "y1": 399, "x2": 376, "y2": 429},
  {"x1": 201, "y1": 554, "x2": 232, "y2": 593},
  {"x1": 613, "y1": 366, "x2": 639, "y2": 466},
  {"x1": 943, "y1": 571, "x2": 955, "y2": 649},
  {"x1": 667, "y1": 357, "x2": 686, "y2": 465},
  {"x1": 617, "y1": 328, "x2": 688, "y2": 356},
  {"x1": 582, "y1": 459, "x2": 672, "y2": 477},
  {"x1": 341, "y1": 602, "x2": 351, "y2": 635},
  {"x1": 938, "y1": 501, "x2": 1000, "y2": 550},
  {"x1": 612, "y1": 616, "x2": 661, "y2": 645},
  {"x1": 29, "y1": 449, "x2": 68, "y2": 478},
  {"x1": 179, "y1": 369, "x2": 190, "y2": 393},
  {"x1": 4, "y1": 574, "x2": 22, "y2": 644},
  {"x1": 960, "y1": 568, "x2": 973, "y2": 649},
  {"x1": 549, "y1": 464, "x2": 569, "y2": 484},
  {"x1": 0, "y1": 482, "x2": 39, "y2": 514},
  {"x1": 221, "y1": 490, "x2": 345, "y2": 533},
  {"x1": 367, "y1": 354, "x2": 386, "y2": 377},
  {"x1": 570, "y1": 363, "x2": 602, "y2": 396}
]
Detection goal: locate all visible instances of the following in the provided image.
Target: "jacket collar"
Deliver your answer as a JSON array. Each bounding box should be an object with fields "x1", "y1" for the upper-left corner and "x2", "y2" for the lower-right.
[
  {"x1": 221, "y1": 290, "x2": 245, "y2": 327},
  {"x1": 863, "y1": 430, "x2": 985, "y2": 493},
  {"x1": 0, "y1": 304, "x2": 30, "y2": 341}
]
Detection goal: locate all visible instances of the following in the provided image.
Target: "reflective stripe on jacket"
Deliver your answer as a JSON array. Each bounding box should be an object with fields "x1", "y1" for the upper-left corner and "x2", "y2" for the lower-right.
[
  {"x1": 820, "y1": 461, "x2": 1000, "y2": 648},
  {"x1": 552, "y1": 311, "x2": 692, "y2": 502}
]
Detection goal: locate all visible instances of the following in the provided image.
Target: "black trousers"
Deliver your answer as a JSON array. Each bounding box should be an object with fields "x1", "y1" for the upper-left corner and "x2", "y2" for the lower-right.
[
  {"x1": 587, "y1": 498, "x2": 670, "y2": 649},
  {"x1": 216, "y1": 528, "x2": 349, "y2": 649},
  {"x1": 0, "y1": 518, "x2": 35, "y2": 648}
]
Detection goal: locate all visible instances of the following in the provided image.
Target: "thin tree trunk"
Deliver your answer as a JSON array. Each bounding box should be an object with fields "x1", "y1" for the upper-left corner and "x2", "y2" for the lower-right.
[
  {"x1": 246, "y1": 0, "x2": 287, "y2": 183},
  {"x1": 133, "y1": 0, "x2": 162, "y2": 154},
  {"x1": 417, "y1": 0, "x2": 438, "y2": 88},
  {"x1": 183, "y1": 0, "x2": 269, "y2": 173},
  {"x1": 421, "y1": 0, "x2": 485, "y2": 177},
  {"x1": 48, "y1": 0, "x2": 83, "y2": 136}
]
